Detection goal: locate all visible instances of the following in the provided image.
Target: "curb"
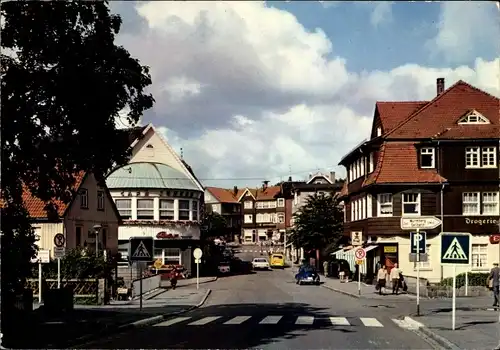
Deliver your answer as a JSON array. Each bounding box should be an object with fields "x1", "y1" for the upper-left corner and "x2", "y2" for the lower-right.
[
  {"x1": 321, "y1": 284, "x2": 361, "y2": 298},
  {"x1": 160, "y1": 276, "x2": 218, "y2": 290},
  {"x1": 70, "y1": 288, "x2": 212, "y2": 349},
  {"x1": 403, "y1": 316, "x2": 461, "y2": 350}
]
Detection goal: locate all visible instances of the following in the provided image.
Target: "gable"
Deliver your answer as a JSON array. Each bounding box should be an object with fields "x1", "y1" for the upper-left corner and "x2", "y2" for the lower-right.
[
  {"x1": 129, "y1": 124, "x2": 204, "y2": 191},
  {"x1": 306, "y1": 175, "x2": 332, "y2": 185},
  {"x1": 204, "y1": 190, "x2": 217, "y2": 203},
  {"x1": 457, "y1": 110, "x2": 490, "y2": 125},
  {"x1": 237, "y1": 188, "x2": 256, "y2": 202}
]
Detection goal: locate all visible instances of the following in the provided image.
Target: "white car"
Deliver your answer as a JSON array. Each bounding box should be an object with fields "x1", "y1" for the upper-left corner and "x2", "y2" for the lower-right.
[{"x1": 252, "y1": 258, "x2": 270, "y2": 270}]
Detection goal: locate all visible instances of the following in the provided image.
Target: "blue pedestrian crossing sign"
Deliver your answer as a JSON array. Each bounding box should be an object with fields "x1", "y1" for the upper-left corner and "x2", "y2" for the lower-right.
[
  {"x1": 440, "y1": 232, "x2": 471, "y2": 265},
  {"x1": 129, "y1": 236, "x2": 154, "y2": 262}
]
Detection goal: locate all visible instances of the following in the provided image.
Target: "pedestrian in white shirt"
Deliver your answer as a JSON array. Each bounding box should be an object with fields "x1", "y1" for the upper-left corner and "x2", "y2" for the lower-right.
[{"x1": 390, "y1": 263, "x2": 401, "y2": 295}]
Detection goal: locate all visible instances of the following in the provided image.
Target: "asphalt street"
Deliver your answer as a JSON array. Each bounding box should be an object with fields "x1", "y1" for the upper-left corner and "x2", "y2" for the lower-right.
[{"x1": 84, "y1": 248, "x2": 439, "y2": 349}]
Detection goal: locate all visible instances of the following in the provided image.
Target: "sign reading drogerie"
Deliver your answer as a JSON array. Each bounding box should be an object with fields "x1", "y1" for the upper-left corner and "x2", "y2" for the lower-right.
[{"x1": 400, "y1": 216, "x2": 442, "y2": 230}]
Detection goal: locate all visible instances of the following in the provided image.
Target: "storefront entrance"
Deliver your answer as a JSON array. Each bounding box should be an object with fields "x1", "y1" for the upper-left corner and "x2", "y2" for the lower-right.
[{"x1": 382, "y1": 244, "x2": 399, "y2": 273}]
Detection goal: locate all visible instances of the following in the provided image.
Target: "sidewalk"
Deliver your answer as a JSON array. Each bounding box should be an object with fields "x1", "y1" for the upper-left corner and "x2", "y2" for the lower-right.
[
  {"x1": 3, "y1": 287, "x2": 211, "y2": 349},
  {"x1": 406, "y1": 295, "x2": 500, "y2": 350},
  {"x1": 322, "y1": 277, "x2": 417, "y2": 301}
]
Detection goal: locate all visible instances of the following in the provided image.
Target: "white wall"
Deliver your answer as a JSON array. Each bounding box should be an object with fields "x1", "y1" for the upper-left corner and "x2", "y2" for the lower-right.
[{"x1": 118, "y1": 224, "x2": 200, "y2": 241}]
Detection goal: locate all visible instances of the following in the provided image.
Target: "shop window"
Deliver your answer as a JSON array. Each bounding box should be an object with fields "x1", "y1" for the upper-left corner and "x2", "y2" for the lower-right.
[{"x1": 472, "y1": 244, "x2": 488, "y2": 269}]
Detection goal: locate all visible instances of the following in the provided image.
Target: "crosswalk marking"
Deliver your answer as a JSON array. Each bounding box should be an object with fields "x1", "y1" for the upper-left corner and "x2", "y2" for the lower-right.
[
  {"x1": 155, "y1": 317, "x2": 191, "y2": 327},
  {"x1": 188, "y1": 316, "x2": 221, "y2": 325},
  {"x1": 224, "y1": 316, "x2": 252, "y2": 325},
  {"x1": 295, "y1": 316, "x2": 314, "y2": 325},
  {"x1": 259, "y1": 316, "x2": 283, "y2": 324},
  {"x1": 329, "y1": 317, "x2": 350, "y2": 326},
  {"x1": 360, "y1": 317, "x2": 384, "y2": 327}
]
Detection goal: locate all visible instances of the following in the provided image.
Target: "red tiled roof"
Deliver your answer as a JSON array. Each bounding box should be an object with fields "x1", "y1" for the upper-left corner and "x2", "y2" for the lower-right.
[
  {"x1": 376, "y1": 101, "x2": 428, "y2": 133},
  {"x1": 364, "y1": 142, "x2": 447, "y2": 185},
  {"x1": 432, "y1": 125, "x2": 500, "y2": 139},
  {"x1": 23, "y1": 171, "x2": 86, "y2": 218},
  {"x1": 386, "y1": 80, "x2": 499, "y2": 139},
  {"x1": 255, "y1": 185, "x2": 281, "y2": 200},
  {"x1": 206, "y1": 187, "x2": 239, "y2": 203}
]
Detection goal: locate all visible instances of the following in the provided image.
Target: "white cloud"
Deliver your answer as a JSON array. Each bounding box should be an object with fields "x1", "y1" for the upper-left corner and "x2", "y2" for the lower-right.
[
  {"x1": 370, "y1": 2, "x2": 394, "y2": 27},
  {"x1": 115, "y1": 2, "x2": 500, "y2": 187},
  {"x1": 426, "y1": 2, "x2": 500, "y2": 63}
]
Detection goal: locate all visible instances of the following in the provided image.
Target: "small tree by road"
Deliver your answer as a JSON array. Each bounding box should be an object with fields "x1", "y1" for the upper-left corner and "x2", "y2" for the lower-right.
[{"x1": 289, "y1": 192, "x2": 344, "y2": 267}]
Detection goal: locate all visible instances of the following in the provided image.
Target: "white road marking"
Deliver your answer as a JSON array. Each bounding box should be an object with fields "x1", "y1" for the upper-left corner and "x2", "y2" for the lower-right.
[
  {"x1": 155, "y1": 317, "x2": 191, "y2": 327},
  {"x1": 259, "y1": 316, "x2": 283, "y2": 324},
  {"x1": 360, "y1": 317, "x2": 384, "y2": 327},
  {"x1": 295, "y1": 316, "x2": 314, "y2": 325},
  {"x1": 224, "y1": 316, "x2": 252, "y2": 325},
  {"x1": 188, "y1": 316, "x2": 221, "y2": 325},
  {"x1": 329, "y1": 317, "x2": 351, "y2": 326},
  {"x1": 392, "y1": 319, "x2": 407, "y2": 328}
]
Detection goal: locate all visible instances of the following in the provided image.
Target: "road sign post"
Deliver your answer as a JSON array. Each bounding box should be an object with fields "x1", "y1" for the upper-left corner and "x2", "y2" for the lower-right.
[
  {"x1": 129, "y1": 237, "x2": 154, "y2": 310},
  {"x1": 193, "y1": 248, "x2": 203, "y2": 290},
  {"x1": 354, "y1": 248, "x2": 366, "y2": 296},
  {"x1": 402, "y1": 217, "x2": 440, "y2": 317},
  {"x1": 54, "y1": 234, "x2": 66, "y2": 289},
  {"x1": 34, "y1": 250, "x2": 50, "y2": 303},
  {"x1": 440, "y1": 232, "x2": 471, "y2": 331}
]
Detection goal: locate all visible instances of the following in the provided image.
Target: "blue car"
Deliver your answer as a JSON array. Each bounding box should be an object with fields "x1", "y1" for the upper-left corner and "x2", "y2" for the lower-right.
[{"x1": 295, "y1": 266, "x2": 320, "y2": 285}]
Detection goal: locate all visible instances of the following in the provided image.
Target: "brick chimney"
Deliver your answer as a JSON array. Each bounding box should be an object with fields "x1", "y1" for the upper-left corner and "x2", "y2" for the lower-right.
[
  {"x1": 288, "y1": 176, "x2": 292, "y2": 181},
  {"x1": 330, "y1": 171, "x2": 336, "y2": 182},
  {"x1": 233, "y1": 186, "x2": 238, "y2": 196},
  {"x1": 262, "y1": 180, "x2": 269, "y2": 191},
  {"x1": 436, "y1": 78, "x2": 445, "y2": 96}
]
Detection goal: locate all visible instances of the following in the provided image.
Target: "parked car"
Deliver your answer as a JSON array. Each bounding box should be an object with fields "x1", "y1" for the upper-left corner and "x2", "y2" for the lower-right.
[
  {"x1": 295, "y1": 266, "x2": 320, "y2": 285},
  {"x1": 252, "y1": 257, "x2": 270, "y2": 270}
]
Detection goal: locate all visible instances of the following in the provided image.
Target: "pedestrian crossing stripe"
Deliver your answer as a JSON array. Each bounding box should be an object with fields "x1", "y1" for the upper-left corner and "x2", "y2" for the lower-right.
[
  {"x1": 442, "y1": 237, "x2": 467, "y2": 260},
  {"x1": 132, "y1": 241, "x2": 151, "y2": 258},
  {"x1": 154, "y1": 316, "x2": 389, "y2": 327}
]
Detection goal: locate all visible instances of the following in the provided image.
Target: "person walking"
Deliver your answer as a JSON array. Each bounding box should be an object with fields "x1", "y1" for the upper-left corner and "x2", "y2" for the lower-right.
[
  {"x1": 376, "y1": 265, "x2": 388, "y2": 295},
  {"x1": 489, "y1": 262, "x2": 500, "y2": 307},
  {"x1": 390, "y1": 263, "x2": 401, "y2": 295},
  {"x1": 323, "y1": 260, "x2": 329, "y2": 277}
]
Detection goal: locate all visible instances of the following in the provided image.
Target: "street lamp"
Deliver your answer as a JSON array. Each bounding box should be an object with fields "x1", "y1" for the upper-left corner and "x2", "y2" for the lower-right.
[{"x1": 93, "y1": 224, "x2": 102, "y2": 256}]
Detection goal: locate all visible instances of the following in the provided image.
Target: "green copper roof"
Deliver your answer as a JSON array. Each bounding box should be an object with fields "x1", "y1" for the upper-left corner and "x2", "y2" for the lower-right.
[{"x1": 106, "y1": 162, "x2": 200, "y2": 191}]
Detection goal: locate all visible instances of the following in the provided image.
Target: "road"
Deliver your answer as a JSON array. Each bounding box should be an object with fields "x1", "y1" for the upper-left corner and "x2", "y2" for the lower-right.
[{"x1": 84, "y1": 248, "x2": 438, "y2": 349}]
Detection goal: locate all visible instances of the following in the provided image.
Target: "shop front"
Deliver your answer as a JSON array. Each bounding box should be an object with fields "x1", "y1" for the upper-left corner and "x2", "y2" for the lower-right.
[{"x1": 154, "y1": 231, "x2": 197, "y2": 275}]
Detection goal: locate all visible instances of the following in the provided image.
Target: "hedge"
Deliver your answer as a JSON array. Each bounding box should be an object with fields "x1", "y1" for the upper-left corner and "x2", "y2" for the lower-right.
[{"x1": 439, "y1": 272, "x2": 489, "y2": 289}]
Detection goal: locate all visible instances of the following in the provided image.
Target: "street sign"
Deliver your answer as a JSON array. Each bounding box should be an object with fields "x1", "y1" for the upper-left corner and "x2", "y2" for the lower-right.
[
  {"x1": 31, "y1": 249, "x2": 51, "y2": 263},
  {"x1": 351, "y1": 232, "x2": 362, "y2": 246},
  {"x1": 409, "y1": 253, "x2": 428, "y2": 263},
  {"x1": 355, "y1": 259, "x2": 364, "y2": 265},
  {"x1": 54, "y1": 233, "x2": 66, "y2": 248},
  {"x1": 354, "y1": 247, "x2": 366, "y2": 260},
  {"x1": 193, "y1": 248, "x2": 203, "y2": 259},
  {"x1": 195, "y1": 258, "x2": 201, "y2": 264},
  {"x1": 440, "y1": 232, "x2": 471, "y2": 265},
  {"x1": 54, "y1": 246, "x2": 66, "y2": 259},
  {"x1": 401, "y1": 216, "x2": 442, "y2": 230},
  {"x1": 129, "y1": 237, "x2": 153, "y2": 262},
  {"x1": 410, "y1": 231, "x2": 426, "y2": 254},
  {"x1": 153, "y1": 259, "x2": 163, "y2": 270}
]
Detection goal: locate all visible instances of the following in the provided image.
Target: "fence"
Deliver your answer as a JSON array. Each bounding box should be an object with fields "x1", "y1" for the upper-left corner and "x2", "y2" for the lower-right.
[
  {"x1": 131, "y1": 274, "x2": 161, "y2": 298},
  {"x1": 26, "y1": 278, "x2": 105, "y2": 304},
  {"x1": 404, "y1": 274, "x2": 490, "y2": 298}
]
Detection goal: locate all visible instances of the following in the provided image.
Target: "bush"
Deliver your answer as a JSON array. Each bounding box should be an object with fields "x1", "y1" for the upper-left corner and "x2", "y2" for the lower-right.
[{"x1": 439, "y1": 272, "x2": 489, "y2": 289}]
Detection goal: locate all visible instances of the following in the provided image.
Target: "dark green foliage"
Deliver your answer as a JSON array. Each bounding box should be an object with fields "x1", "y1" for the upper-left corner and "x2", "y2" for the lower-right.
[
  {"x1": 289, "y1": 192, "x2": 344, "y2": 252},
  {"x1": 1, "y1": 1, "x2": 154, "y2": 296},
  {"x1": 201, "y1": 211, "x2": 228, "y2": 241},
  {"x1": 439, "y1": 272, "x2": 489, "y2": 289}
]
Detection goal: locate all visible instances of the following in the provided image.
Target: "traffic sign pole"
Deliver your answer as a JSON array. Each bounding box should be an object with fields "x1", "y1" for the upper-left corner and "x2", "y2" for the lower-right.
[
  {"x1": 139, "y1": 263, "x2": 143, "y2": 311},
  {"x1": 193, "y1": 248, "x2": 203, "y2": 291},
  {"x1": 452, "y1": 264, "x2": 456, "y2": 330},
  {"x1": 416, "y1": 228, "x2": 420, "y2": 316},
  {"x1": 358, "y1": 266, "x2": 361, "y2": 296},
  {"x1": 57, "y1": 258, "x2": 61, "y2": 289},
  {"x1": 354, "y1": 248, "x2": 366, "y2": 296},
  {"x1": 39, "y1": 261, "x2": 42, "y2": 303}
]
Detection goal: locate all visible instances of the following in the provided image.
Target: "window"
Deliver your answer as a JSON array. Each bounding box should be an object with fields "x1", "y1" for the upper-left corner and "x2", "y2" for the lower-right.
[
  {"x1": 362, "y1": 197, "x2": 366, "y2": 219},
  {"x1": 350, "y1": 203, "x2": 354, "y2": 222},
  {"x1": 277, "y1": 213, "x2": 285, "y2": 223},
  {"x1": 356, "y1": 159, "x2": 360, "y2": 178},
  {"x1": 79, "y1": 188, "x2": 88, "y2": 209},
  {"x1": 211, "y1": 204, "x2": 220, "y2": 213},
  {"x1": 458, "y1": 112, "x2": 490, "y2": 124},
  {"x1": 369, "y1": 153, "x2": 374, "y2": 173},
  {"x1": 420, "y1": 148, "x2": 435, "y2": 168},
  {"x1": 192, "y1": 200, "x2": 198, "y2": 220},
  {"x1": 244, "y1": 214, "x2": 253, "y2": 223},
  {"x1": 178, "y1": 200, "x2": 190, "y2": 220},
  {"x1": 244, "y1": 201, "x2": 253, "y2": 209},
  {"x1": 164, "y1": 248, "x2": 181, "y2": 265},
  {"x1": 277, "y1": 198, "x2": 285, "y2": 207},
  {"x1": 263, "y1": 213, "x2": 270, "y2": 222},
  {"x1": 465, "y1": 147, "x2": 480, "y2": 168},
  {"x1": 360, "y1": 157, "x2": 365, "y2": 176},
  {"x1": 136, "y1": 199, "x2": 154, "y2": 220},
  {"x1": 76, "y1": 226, "x2": 82, "y2": 247},
  {"x1": 414, "y1": 245, "x2": 431, "y2": 269},
  {"x1": 115, "y1": 199, "x2": 132, "y2": 219},
  {"x1": 482, "y1": 192, "x2": 499, "y2": 215},
  {"x1": 402, "y1": 193, "x2": 420, "y2": 216},
  {"x1": 462, "y1": 192, "x2": 480, "y2": 215},
  {"x1": 97, "y1": 190, "x2": 105, "y2": 210},
  {"x1": 482, "y1": 147, "x2": 497, "y2": 167},
  {"x1": 367, "y1": 194, "x2": 373, "y2": 218},
  {"x1": 377, "y1": 127, "x2": 382, "y2": 136},
  {"x1": 377, "y1": 194, "x2": 393, "y2": 216},
  {"x1": 348, "y1": 165, "x2": 353, "y2": 182},
  {"x1": 159, "y1": 199, "x2": 174, "y2": 220},
  {"x1": 472, "y1": 244, "x2": 488, "y2": 269},
  {"x1": 256, "y1": 213, "x2": 264, "y2": 223},
  {"x1": 353, "y1": 200, "x2": 358, "y2": 221}
]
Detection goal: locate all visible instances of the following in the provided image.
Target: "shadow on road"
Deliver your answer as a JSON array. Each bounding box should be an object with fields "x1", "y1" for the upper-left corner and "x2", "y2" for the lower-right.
[{"x1": 86, "y1": 302, "x2": 357, "y2": 349}]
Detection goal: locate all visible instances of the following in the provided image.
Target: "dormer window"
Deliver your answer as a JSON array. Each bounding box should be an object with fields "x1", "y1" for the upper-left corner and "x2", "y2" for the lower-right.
[
  {"x1": 146, "y1": 144, "x2": 154, "y2": 148},
  {"x1": 376, "y1": 127, "x2": 382, "y2": 136},
  {"x1": 420, "y1": 147, "x2": 435, "y2": 168},
  {"x1": 457, "y1": 110, "x2": 490, "y2": 124}
]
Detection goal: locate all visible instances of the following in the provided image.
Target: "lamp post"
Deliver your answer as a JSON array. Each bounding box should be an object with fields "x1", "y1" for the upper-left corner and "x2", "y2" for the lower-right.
[{"x1": 93, "y1": 224, "x2": 102, "y2": 256}]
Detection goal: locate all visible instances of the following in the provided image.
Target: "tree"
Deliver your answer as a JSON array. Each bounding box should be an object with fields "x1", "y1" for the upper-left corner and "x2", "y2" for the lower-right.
[
  {"x1": 1, "y1": 1, "x2": 154, "y2": 299},
  {"x1": 289, "y1": 192, "x2": 344, "y2": 264},
  {"x1": 201, "y1": 211, "x2": 228, "y2": 241}
]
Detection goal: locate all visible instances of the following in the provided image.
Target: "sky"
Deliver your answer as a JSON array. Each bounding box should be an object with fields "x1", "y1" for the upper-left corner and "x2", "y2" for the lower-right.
[{"x1": 111, "y1": 1, "x2": 500, "y2": 188}]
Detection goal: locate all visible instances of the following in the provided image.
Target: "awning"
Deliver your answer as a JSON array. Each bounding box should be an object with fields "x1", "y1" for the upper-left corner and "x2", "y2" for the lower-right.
[{"x1": 364, "y1": 245, "x2": 378, "y2": 253}]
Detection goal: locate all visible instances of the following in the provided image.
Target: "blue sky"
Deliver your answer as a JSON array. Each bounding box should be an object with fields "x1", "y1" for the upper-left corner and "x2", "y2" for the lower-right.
[{"x1": 113, "y1": 1, "x2": 499, "y2": 187}]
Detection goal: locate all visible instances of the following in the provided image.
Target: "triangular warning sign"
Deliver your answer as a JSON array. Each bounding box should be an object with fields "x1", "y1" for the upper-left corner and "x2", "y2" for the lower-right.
[
  {"x1": 443, "y1": 238, "x2": 467, "y2": 260},
  {"x1": 132, "y1": 241, "x2": 151, "y2": 258}
]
